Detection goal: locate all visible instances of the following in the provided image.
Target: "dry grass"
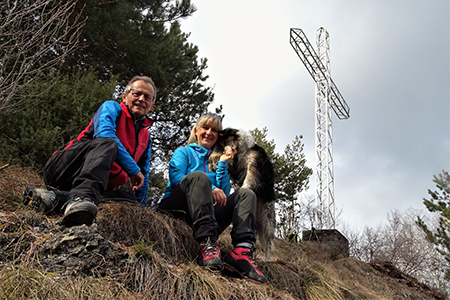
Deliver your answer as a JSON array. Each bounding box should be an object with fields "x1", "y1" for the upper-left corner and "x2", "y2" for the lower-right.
[
  {"x1": 0, "y1": 164, "x2": 43, "y2": 211},
  {"x1": 0, "y1": 265, "x2": 137, "y2": 300},
  {"x1": 0, "y1": 162, "x2": 446, "y2": 300},
  {"x1": 98, "y1": 202, "x2": 199, "y2": 262}
]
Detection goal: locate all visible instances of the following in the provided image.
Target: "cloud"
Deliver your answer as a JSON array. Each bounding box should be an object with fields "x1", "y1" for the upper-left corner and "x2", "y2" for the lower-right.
[{"x1": 181, "y1": 0, "x2": 450, "y2": 229}]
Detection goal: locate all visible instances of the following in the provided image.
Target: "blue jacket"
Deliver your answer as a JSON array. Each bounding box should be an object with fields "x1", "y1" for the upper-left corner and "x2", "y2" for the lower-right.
[
  {"x1": 163, "y1": 143, "x2": 231, "y2": 199},
  {"x1": 64, "y1": 100, "x2": 153, "y2": 204}
]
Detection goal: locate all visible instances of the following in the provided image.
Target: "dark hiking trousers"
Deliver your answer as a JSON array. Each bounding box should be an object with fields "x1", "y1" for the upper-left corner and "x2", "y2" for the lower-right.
[
  {"x1": 43, "y1": 137, "x2": 118, "y2": 210},
  {"x1": 158, "y1": 171, "x2": 257, "y2": 246}
]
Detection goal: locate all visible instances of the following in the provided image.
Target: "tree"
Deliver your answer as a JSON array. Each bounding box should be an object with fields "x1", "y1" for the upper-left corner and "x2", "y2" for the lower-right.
[
  {"x1": 0, "y1": 0, "x2": 84, "y2": 111},
  {"x1": 0, "y1": 0, "x2": 220, "y2": 169},
  {"x1": 249, "y1": 127, "x2": 313, "y2": 238},
  {"x1": 146, "y1": 166, "x2": 169, "y2": 208},
  {"x1": 62, "y1": 0, "x2": 218, "y2": 163},
  {"x1": 354, "y1": 225, "x2": 384, "y2": 262},
  {"x1": 417, "y1": 170, "x2": 450, "y2": 280},
  {"x1": 0, "y1": 71, "x2": 118, "y2": 168},
  {"x1": 276, "y1": 194, "x2": 317, "y2": 240}
]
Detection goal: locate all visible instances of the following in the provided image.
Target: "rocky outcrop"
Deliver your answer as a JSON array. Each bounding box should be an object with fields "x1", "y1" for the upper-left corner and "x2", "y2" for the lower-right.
[{"x1": 38, "y1": 224, "x2": 132, "y2": 278}]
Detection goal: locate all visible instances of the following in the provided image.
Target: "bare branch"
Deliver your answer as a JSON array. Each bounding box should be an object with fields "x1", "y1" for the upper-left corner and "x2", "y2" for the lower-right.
[{"x1": 0, "y1": 0, "x2": 85, "y2": 112}]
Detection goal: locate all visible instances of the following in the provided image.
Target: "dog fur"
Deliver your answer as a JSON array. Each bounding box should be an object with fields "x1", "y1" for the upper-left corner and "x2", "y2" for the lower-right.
[{"x1": 212, "y1": 128, "x2": 276, "y2": 261}]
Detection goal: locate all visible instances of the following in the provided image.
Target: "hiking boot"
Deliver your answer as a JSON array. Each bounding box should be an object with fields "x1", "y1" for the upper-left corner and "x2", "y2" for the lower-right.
[
  {"x1": 199, "y1": 237, "x2": 223, "y2": 270},
  {"x1": 23, "y1": 186, "x2": 57, "y2": 213},
  {"x1": 62, "y1": 195, "x2": 97, "y2": 227},
  {"x1": 223, "y1": 246, "x2": 268, "y2": 284}
]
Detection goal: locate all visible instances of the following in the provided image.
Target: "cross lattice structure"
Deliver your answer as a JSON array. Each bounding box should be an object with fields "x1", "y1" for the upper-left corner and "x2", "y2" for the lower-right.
[{"x1": 290, "y1": 27, "x2": 350, "y2": 229}]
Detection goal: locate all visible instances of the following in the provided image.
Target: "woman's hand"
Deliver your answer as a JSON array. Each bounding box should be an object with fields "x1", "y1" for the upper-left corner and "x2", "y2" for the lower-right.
[
  {"x1": 212, "y1": 188, "x2": 227, "y2": 207},
  {"x1": 219, "y1": 145, "x2": 237, "y2": 162}
]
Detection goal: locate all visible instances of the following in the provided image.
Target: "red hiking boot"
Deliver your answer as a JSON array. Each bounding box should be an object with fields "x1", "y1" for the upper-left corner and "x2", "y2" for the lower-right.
[
  {"x1": 223, "y1": 246, "x2": 267, "y2": 284},
  {"x1": 199, "y1": 237, "x2": 223, "y2": 270}
]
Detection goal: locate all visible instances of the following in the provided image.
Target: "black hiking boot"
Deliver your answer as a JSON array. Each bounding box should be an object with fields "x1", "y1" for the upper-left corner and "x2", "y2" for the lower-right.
[
  {"x1": 23, "y1": 186, "x2": 58, "y2": 213},
  {"x1": 62, "y1": 195, "x2": 97, "y2": 227}
]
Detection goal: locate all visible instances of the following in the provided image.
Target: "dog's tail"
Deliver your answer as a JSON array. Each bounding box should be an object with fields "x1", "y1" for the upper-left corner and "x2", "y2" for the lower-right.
[{"x1": 256, "y1": 198, "x2": 276, "y2": 261}]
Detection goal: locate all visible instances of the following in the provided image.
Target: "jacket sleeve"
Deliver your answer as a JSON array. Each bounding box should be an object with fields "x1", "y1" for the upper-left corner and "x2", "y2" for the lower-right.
[
  {"x1": 212, "y1": 161, "x2": 231, "y2": 196},
  {"x1": 135, "y1": 135, "x2": 152, "y2": 205},
  {"x1": 93, "y1": 101, "x2": 140, "y2": 177},
  {"x1": 168, "y1": 147, "x2": 190, "y2": 188}
]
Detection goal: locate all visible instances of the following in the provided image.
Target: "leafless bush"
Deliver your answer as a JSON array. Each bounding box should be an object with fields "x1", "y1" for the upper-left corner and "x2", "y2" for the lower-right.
[
  {"x1": 276, "y1": 193, "x2": 344, "y2": 240},
  {"x1": 276, "y1": 194, "x2": 316, "y2": 239},
  {"x1": 343, "y1": 208, "x2": 450, "y2": 294},
  {"x1": 0, "y1": 0, "x2": 85, "y2": 112}
]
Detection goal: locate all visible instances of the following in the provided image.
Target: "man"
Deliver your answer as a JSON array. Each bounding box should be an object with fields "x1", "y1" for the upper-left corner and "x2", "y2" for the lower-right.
[{"x1": 23, "y1": 76, "x2": 156, "y2": 227}]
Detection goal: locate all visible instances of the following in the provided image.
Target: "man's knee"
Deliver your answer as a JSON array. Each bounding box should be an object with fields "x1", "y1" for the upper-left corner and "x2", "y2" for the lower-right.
[
  {"x1": 95, "y1": 137, "x2": 118, "y2": 153},
  {"x1": 101, "y1": 137, "x2": 117, "y2": 146}
]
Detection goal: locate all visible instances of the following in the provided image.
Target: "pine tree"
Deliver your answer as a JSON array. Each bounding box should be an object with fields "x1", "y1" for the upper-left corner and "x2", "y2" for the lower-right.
[
  {"x1": 1, "y1": 0, "x2": 220, "y2": 168},
  {"x1": 63, "y1": 0, "x2": 219, "y2": 163},
  {"x1": 417, "y1": 170, "x2": 450, "y2": 280},
  {"x1": 0, "y1": 71, "x2": 118, "y2": 169},
  {"x1": 249, "y1": 128, "x2": 313, "y2": 238}
]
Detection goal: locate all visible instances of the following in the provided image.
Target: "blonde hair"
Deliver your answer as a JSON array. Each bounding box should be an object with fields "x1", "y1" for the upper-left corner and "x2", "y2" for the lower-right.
[
  {"x1": 187, "y1": 114, "x2": 223, "y2": 145},
  {"x1": 188, "y1": 114, "x2": 223, "y2": 171}
]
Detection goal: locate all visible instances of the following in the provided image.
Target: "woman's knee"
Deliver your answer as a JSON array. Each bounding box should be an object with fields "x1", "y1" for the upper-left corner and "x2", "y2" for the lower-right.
[
  {"x1": 186, "y1": 171, "x2": 209, "y2": 181},
  {"x1": 239, "y1": 188, "x2": 257, "y2": 202},
  {"x1": 183, "y1": 171, "x2": 211, "y2": 188}
]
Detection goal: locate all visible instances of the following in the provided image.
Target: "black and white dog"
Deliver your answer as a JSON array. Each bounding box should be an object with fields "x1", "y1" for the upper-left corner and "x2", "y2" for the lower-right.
[{"x1": 211, "y1": 128, "x2": 276, "y2": 261}]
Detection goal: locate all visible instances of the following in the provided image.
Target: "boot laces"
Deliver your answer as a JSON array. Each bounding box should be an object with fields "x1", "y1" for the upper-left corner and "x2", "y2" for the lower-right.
[
  {"x1": 241, "y1": 247, "x2": 265, "y2": 276},
  {"x1": 242, "y1": 248, "x2": 257, "y2": 266},
  {"x1": 202, "y1": 237, "x2": 219, "y2": 256}
]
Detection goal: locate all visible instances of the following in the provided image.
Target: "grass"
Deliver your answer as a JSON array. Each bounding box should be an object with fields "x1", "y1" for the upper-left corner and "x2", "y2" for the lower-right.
[{"x1": 0, "y1": 162, "x2": 446, "y2": 300}]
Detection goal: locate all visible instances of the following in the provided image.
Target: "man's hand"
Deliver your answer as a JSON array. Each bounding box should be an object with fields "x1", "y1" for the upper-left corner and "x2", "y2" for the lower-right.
[
  {"x1": 212, "y1": 188, "x2": 227, "y2": 207},
  {"x1": 130, "y1": 172, "x2": 145, "y2": 191}
]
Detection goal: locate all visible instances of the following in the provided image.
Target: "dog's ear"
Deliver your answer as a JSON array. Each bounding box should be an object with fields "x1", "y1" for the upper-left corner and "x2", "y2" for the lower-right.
[
  {"x1": 220, "y1": 128, "x2": 231, "y2": 135},
  {"x1": 219, "y1": 128, "x2": 231, "y2": 140},
  {"x1": 218, "y1": 130, "x2": 226, "y2": 145},
  {"x1": 217, "y1": 130, "x2": 226, "y2": 148}
]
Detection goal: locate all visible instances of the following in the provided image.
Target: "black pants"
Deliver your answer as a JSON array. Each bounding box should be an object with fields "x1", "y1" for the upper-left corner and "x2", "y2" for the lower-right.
[
  {"x1": 158, "y1": 171, "x2": 257, "y2": 246},
  {"x1": 43, "y1": 137, "x2": 118, "y2": 208}
]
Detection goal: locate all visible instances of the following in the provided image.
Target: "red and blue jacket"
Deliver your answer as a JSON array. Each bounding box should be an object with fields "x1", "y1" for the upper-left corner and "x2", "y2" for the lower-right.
[{"x1": 63, "y1": 101, "x2": 153, "y2": 204}]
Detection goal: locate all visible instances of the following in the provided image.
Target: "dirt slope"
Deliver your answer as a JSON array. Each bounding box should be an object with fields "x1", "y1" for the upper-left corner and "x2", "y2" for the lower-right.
[{"x1": 0, "y1": 164, "x2": 446, "y2": 300}]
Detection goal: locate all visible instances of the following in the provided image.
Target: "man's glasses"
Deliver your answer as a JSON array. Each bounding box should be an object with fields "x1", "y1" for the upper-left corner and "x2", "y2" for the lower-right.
[{"x1": 130, "y1": 89, "x2": 154, "y2": 103}]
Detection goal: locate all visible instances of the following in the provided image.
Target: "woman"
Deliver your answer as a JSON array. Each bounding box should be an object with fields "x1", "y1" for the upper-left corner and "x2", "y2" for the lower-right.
[{"x1": 158, "y1": 114, "x2": 267, "y2": 284}]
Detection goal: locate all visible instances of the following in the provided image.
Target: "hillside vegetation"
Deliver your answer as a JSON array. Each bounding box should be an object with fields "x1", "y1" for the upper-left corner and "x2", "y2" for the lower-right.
[{"x1": 0, "y1": 163, "x2": 446, "y2": 300}]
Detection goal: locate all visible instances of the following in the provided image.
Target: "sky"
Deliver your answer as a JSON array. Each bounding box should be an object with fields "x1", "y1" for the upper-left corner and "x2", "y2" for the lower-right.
[{"x1": 179, "y1": 0, "x2": 450, "y2": 230}]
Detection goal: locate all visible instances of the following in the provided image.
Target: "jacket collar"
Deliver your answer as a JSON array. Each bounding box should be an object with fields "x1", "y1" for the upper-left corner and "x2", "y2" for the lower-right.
[
  {"x1": 120, "y1": 102, "x2": 154, "y2": 127},
  {"x1": 189, "y1": 143, "x2": 211, "y2": 155}
]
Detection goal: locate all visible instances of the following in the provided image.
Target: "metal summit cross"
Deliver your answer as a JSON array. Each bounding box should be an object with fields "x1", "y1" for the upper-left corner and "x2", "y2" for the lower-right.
[{"x1": 290, "y1": 27, "x2": 350, "y2": 229}]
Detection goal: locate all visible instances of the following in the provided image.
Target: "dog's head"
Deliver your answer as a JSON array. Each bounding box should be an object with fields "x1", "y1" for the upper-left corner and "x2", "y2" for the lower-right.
[
  {"x1": 209, "y1": 128, "x2": 255, "y2": 171},
  {"x1": 218, "y1": 128, "x2": 255, "y2": 154},
  {"x1": 218, "y1": 128, "x2": 239, "y2": 152}
]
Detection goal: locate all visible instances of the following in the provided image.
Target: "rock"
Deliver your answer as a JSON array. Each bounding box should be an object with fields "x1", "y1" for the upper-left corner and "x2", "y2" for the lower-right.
[{"x1": 39, "y1": 224, "x2": 131, "y2": 277}]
